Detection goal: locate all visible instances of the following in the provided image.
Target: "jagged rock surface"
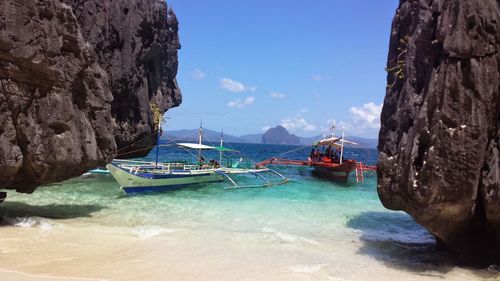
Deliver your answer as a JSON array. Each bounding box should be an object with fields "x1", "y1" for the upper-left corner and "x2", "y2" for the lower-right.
[
  {"x1": 262, "y1": 126, "x2": 300, "y2": 145},
  {"x1": 378, "y1": 0, "x2": 500, "y2": 263},
  {"x1": 0, "y1": 0, "x2": 181, "y2": 193},
  {"x1": 65, "y1": 0, "x2": 181, "y2": 158}
]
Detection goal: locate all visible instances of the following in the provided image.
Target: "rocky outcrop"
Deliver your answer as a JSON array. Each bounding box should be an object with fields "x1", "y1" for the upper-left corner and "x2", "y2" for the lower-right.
[
  {"x1": 378, "y1": 0, "x2": 500, "y2": 263},
  {"x1": 262, "y1": 126, "x2": 300, "y2": 145},
  {"x1": 0, "y1": 0, "x2": 181, "y2": 193}
]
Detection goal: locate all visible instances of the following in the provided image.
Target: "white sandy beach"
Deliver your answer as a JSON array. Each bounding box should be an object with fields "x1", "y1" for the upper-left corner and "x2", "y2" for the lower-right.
[{"x1": 0, "y1": 220, "x2": 485, "y2": 281}]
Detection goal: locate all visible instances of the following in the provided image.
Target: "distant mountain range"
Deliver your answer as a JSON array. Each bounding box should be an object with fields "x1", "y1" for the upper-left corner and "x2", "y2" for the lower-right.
[{"x1": 162, "y1": 128, "x2": 378, "y2": 149}]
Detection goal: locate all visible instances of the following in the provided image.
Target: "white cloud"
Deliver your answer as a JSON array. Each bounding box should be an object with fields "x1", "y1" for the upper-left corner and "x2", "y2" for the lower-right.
[
  {"x1": 350, "y1": 102, "x2": 382, "y2": 129},
  {"x1": 220, "y1": 78, "x2": 246, "y2": 92},
  {"x1": 262, "y1": 125, "x2": 271, "y2": 131},
  {"x1": 269, "y1": 92, "x2": 286, "y2": 98},
  {"x1": 281, "y1": 116, "x2": 316, "y2": 132},
  {"x1": 300, "y1": 108, "x2": 309, "y2": 113},
  {"x1": 192, "y1": 68, "x2": 205, "y2": 80},
  {"x1": 249, "y1": 86, "x2": 258, "y2": 92},
  {"x1": 322, "y1": 102, "x2": 382, "y2": 138},
  {"x1": 228, "y1": 96, "x2": 255, "y2": 108}
]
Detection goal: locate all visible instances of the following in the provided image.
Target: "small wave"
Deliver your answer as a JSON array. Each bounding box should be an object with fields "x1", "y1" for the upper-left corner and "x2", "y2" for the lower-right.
[
  {"x1": 39, "y1": 220, "x2": 54, "y2": 231},
  {"x1": 289, "y1": 263, "x2": 326, "y2": 273},
  {"x1": 132, "y1": 226, "x2": 177, "y2": 238},
  {"x1": 3, "y1": 216, "x2": 55, "y2": 231},
  {"x1": 10, "y1": 217, "x2": 37, "y2": 227},
  {"x1": 262, "y1": 227, "x2": 319, "y2": 245}
]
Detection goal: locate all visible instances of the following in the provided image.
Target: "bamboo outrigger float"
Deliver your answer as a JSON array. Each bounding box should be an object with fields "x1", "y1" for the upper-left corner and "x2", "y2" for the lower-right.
[{"x1": 256, "y1": 123, "x2": 376, "y2": 183}]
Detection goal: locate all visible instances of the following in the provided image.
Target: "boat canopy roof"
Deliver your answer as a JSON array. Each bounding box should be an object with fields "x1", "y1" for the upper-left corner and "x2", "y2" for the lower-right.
[
  {"x1": 177, "y1": 143, "x2": 215, "y2": 150},
  {"x1": 314, "y1": 137, "x2": 358, "y2": 147}
]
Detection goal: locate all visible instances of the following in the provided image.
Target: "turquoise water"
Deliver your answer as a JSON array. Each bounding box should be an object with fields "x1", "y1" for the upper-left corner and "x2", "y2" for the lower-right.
[{"x1": 2, "y1": 143, "x2": 476, "y2": 279}]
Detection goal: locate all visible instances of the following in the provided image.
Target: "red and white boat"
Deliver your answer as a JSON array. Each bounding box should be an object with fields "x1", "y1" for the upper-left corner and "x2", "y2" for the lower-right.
[{"x1": 257, "y1": 125, "x2": 376, "y2": 183}]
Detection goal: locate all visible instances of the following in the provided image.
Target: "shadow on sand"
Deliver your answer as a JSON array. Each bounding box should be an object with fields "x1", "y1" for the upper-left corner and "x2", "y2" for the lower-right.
[
  {"x1": 0, "y1": 202, "x2": 106, "y2": 223},
  {"x1": 347, "y1": 211, "x2": 459, "y2": 278},
  {"x1": 347, "y1": 211, "x2": 500, "y2": 278}
]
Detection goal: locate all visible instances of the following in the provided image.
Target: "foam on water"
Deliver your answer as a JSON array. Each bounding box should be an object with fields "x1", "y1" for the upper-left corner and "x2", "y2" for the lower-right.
[
  {"x1": 132, "y1": 226, "x2": 177, "y2": 238},
  {"x1": 9, "y1": 216, "x2": 38, "y2": 227},
  {"x1": 261, "y1": 227, "x2": 319, "y2": 245},
  {"x1": 3, "y1": 216, "x2": 55, "y2": 231}
]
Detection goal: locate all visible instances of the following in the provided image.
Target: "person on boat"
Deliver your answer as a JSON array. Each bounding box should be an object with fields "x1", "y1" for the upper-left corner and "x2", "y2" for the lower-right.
[
  {"x1": 326, "y1": 145, "x2": 336, "y2": 162},
  {"x1": 332, "y1": 147, "x2": 340, "y2": 163},
  {"x1": 313, "y1": 149, "x2": 321, "y2": 161},
  {"x1": 199, "y1": 156, "x2": 205, "y2": 164},
  {"x1": 209, "y1": 159, "x2": 220, "y2": 168},
  {"x1": 308, "y1": 148, "x2": 316, "y2": 162},
  {"x1": 325, "y1": 146, "x2": 332, "y2": 157}
]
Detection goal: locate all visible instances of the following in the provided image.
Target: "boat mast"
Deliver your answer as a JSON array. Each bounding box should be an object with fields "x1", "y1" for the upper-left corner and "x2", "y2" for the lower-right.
[
  {"x1": 331, "y1": 120, "x2": 336, "y2": 138},
  {"x1": 219, "y1": 129, "x2": 223, "y2": 165},
  {"x1": 198, "y1": 120, "x2": 203, "y2": 161},
  {"x1": 330, "y1": 120, "x2": 336, "y2": 158},
  {"x1": 340, "y1": 126, "x2": 345, "y2": 164},
  {"x1": 155, "y1": 115, "x2": 162, "y2": 168}
]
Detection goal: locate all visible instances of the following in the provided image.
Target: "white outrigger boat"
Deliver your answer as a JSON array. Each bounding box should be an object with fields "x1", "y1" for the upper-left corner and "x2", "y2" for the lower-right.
[{"x1": 107, "y1": 121, "x2": 287, "y2": 194}]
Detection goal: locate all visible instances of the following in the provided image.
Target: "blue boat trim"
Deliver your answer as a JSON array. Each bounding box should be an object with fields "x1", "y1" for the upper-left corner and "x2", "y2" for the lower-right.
[
  {"x1": 138, "y1": 172, "x2": 216, "y2": 180},
  {"x1": 122, "y1": 180, "x2": 222, "y2": 194}
]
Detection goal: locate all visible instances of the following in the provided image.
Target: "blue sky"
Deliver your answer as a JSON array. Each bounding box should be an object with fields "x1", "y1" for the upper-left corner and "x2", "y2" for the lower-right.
[{"x1": 164, "y1": 0, "x2": 399, "y2": 138}]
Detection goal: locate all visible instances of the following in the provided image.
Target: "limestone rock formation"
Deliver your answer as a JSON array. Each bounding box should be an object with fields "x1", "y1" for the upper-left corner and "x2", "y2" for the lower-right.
[
  {"x1": 378, "y1": 0, "x2": 500, "y2": 263},
  {"x1": 0, "y1": 0, "x2": 181, "y2": 193},
  {"x1": 262, "y1": 126, "x2": 300, "y2": 145}
]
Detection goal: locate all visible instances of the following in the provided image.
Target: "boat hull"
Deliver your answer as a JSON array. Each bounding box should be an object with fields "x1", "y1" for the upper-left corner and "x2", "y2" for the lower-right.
[
  {"x1": 311, "y1": 161, "x2": 357, "y2": 183},
  {"x1": 106, "y1": 164, "x2": 224, "y2": 194}
]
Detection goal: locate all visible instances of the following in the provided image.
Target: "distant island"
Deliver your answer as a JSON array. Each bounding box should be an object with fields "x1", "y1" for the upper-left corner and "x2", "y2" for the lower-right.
[
  {"x1": 161, "y1": 127, "x2": 378, "y2": 148},
  {"x1": 262, "y1": 126, "x2": 300, "y2": 145}
]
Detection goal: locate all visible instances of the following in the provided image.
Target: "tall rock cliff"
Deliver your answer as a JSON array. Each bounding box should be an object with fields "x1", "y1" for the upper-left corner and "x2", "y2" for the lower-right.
[
  {"x1": 0, "y1": 0, "x2": 181, "y2": 193},
  {"x1": 378, "y1": 0, "x2": 500, "y2": 263}
]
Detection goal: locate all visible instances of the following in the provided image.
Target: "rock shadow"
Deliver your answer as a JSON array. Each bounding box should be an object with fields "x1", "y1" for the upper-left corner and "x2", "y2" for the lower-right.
[
  {"x1": 346, "y1": 211, "x2": 458, "y2": 277},
  {"x1": 347, "y1": 212, "x2": 500, "y2": 278},
  {"x1": 0, "y1": 202, "x2": 106, "y2": 222}
]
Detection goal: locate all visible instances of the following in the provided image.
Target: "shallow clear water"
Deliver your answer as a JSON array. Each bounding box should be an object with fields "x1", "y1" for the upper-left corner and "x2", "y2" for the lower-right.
[{"x1": 0, "y1": 143, "x2": 490, "y2": 280}]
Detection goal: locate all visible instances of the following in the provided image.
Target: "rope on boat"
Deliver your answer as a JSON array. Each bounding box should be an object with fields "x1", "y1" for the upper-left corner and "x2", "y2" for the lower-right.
[
  {"x1": 116, "y1": 122, "x2": 202, "y2": 158},
  {"x1": 275, "y1": 145, "x2": 310, "y2": 158},
  {"x1": 117, "y1": 130, "x2": 160, "y2": 153},
  {"x1": 117, "y1": 145, "x2": 156, "y2": 157}
]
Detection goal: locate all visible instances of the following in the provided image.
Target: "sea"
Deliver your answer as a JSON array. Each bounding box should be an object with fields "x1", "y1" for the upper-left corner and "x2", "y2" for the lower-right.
[{"x1": 0, "y1": 143, "x2": 497, "y2": 280}]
